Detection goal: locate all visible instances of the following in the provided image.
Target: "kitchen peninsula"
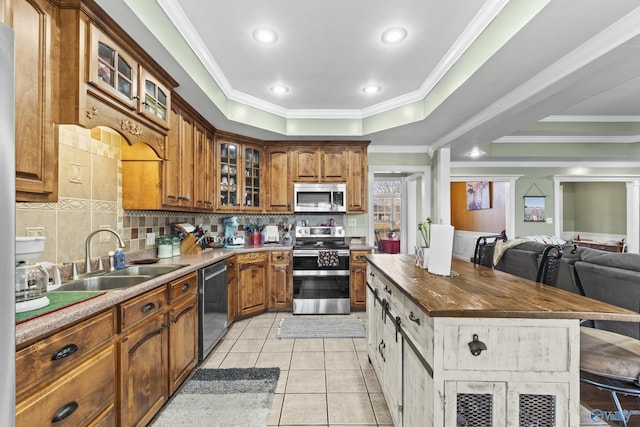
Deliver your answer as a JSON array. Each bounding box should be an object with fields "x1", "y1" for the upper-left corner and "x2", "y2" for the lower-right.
[{"x1": 365, "y1": 254, "x2": 640, "y2": 426}]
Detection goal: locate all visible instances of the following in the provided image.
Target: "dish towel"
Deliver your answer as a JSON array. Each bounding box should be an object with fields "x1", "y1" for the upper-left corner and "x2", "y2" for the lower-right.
[{"x1": 317, "y1": 250, "x2": 339, "y2": 267}]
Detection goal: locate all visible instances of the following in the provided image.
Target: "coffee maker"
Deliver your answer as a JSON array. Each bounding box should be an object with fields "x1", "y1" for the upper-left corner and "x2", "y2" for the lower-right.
[
  {"x1": 223, "y1": 216, "x2": 245, "y2": 248},
  {"x1": 15, "y1": 237, "x2": 61, "y2": 313}
]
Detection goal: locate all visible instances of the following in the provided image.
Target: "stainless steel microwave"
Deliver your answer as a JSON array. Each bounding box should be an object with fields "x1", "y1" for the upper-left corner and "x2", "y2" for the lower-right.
[{"x1": 294, "y1": 183, "x2": 346, "y2": 213}]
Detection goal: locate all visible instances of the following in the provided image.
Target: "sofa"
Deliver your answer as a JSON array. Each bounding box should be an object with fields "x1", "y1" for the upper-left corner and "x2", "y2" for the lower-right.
[{"x1": 495, "y1": 241, "x2": 640, "y2": 339}]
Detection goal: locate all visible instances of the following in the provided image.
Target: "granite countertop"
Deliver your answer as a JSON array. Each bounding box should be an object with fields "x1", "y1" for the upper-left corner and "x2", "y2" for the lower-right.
[
  {"x1": 16, "y1": 244, "x2": 293, "y2": 347},
  {"x1": 366, "y1": 254, "x2": 640, "y2": 322}
]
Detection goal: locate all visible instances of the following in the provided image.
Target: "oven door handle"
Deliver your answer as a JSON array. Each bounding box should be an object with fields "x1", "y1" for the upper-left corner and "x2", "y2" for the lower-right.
[
  {"x1": 293, "y1": 250, "x2": 350, "y2": 257},
  {"x1": 292, "y1": 270, "x2": 350, "y2": 277}
]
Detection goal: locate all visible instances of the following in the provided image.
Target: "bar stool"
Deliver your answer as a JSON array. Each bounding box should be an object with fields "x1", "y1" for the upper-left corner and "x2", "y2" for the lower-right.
[
  {"x1": 580, "y1": 327, "x2": 640, "y2": 427},
  {"x1": 536, "y1": 244, "x2": 564, "y2": 286},
  {"x1": 472, "y1": 234, "x2": 504, "y2": 268}
]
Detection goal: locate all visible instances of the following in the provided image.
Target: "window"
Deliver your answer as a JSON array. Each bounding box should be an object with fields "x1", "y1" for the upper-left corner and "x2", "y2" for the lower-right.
[{"x1": 373, "y1": 180, "x2": 401, "y2": 236}]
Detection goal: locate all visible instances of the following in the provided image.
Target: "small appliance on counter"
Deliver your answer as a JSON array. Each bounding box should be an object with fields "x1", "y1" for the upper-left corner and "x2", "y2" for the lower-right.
[
  {"x1": 263, "y1": 225, "x2": 279, "y2": 243},
  {"x1": 223, "y1": 216, "x2": 245, "y2": 248},
  {"x1": 15, "y1": 237, "x2": 61, "y2": 313}
]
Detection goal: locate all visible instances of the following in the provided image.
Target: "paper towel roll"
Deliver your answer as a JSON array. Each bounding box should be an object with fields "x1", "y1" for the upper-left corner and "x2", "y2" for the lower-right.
[{"x1": 427, "y1": 224, "x2": 454, "y2": 275}]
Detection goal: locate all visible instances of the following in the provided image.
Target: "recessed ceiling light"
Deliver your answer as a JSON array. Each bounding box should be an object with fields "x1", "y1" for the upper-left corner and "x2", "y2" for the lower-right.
[
  {"x1": 362, "y1": 85, "x2": 381, "y2": 94},
  {"x1": 381, "y1": 27, "x2": 408, "y2": 44},
  {"x1": 252, "y1": 27, "x2": 278, "y2": 44},
  {"x1": 468, "y1": 147, "x2": 485, "y2": 158},
  {"x1": 270, "y1": 85, "x2": 289, "y2": 95}
]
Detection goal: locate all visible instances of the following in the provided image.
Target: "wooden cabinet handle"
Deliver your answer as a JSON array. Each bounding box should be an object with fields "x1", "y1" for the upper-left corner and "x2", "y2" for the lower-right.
[
  {"x1": 52, "y1": 401, "x2": 78, "y2": 423},
  {"x1": 141, "y1": 302, "x2": 156, "y2": 313},
  {"x1": 51, "y1": 344, "x2": 78, "y2": 361}
]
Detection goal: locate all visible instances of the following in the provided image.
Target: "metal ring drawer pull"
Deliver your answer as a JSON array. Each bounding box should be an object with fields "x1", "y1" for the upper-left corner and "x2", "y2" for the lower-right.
[
  {"x1": 52, "y1": 401, "x2": 78, "y2": 423},
  {"x1": 408, "y1": 311, "x2": 421, "y2": 325},
  {"x1": 141, "y1": 302, "x2": 156, "y2": 313},
  {"x1": 51, "y1": 343, "x2": 78, "y2": 361},
  {"x1": 468, "y1": 334, "x2": 488, "y2": 356}
]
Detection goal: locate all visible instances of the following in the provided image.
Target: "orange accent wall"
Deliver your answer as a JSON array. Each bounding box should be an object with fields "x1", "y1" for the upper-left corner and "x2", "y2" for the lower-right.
[{"x1": 451, "y1": 182, "x2": 506, "y2": 233}]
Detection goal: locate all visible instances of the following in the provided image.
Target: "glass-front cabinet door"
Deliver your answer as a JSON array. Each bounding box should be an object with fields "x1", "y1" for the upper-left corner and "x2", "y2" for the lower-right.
[
  {"x1": 218, "y1": 140, "x2": 239, "y2": 210},
  {"x1": 244, "y1": 146, "x2": 261, "y2": 211},
  {"x1": 89, "y1": 25, "x2": 138, "y2": 109}
]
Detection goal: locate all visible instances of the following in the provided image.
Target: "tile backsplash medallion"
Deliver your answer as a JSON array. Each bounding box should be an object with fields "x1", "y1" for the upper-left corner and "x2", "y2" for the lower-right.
[{"x1": 15, "y1": 125, "x2": 334, "y2": 266}]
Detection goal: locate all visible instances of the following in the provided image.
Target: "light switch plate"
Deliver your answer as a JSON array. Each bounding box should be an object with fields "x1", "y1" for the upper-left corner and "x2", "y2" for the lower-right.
[
  {"x1": 99, "y1": 225, "x2": 112, "y2": 242},
  {"x1": 26, "y1": 226, "x2": 44, "y2": 237},
  {"x1": 546, "y1": 217, "x2": 553, "y2": 224}
]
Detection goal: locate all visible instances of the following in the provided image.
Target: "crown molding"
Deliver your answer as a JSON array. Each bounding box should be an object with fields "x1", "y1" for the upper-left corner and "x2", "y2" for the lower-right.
[
  {"x1": 451, "y1": 160, "x2": 640, "y2": 168},
  {"x1": 493, "y1": 135, "x2": 640, "y2": 143}
]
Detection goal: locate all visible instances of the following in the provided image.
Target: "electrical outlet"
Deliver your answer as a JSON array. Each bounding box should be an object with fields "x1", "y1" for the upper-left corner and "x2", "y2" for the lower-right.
[
  {"x1": 146, "y1": 232, "x2": 156, "y2": 245},
  {"x1": 99, "y1": 225, "x2": 112, "y2": 242},
  {"x1": 546, "y1": 217, "x2": 553, "y2": 224},
  {"x1": 348, "y1": 218, "x2": 357, "y2": 226},
  {"x1": 26, "y1": 226, "x2": 44, "y2": 237}
]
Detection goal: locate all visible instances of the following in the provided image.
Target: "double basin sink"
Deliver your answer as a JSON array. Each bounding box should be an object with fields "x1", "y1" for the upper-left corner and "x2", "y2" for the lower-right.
[{"x1": 59, "y1": 264, "x2": 187, "y2": 292}]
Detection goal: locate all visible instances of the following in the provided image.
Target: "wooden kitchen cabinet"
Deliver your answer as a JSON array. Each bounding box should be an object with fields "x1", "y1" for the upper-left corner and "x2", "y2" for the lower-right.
[
  {"x1": 265, "y1": 146, "x2": 292, "y2": 212},
  {"x1": 167, "y1": 272, "x2": 198, "y2": 395},
  {"x1": 8, "y1": 0, "x2": 59, "y2": 202},
  {"x1": 227, "y1": 256, "x2": 238, "y2": 325},
  {"x1": 349, "y1": 249, "x2": 371, "y2": 310},
  {"x1": 163, "y1": 101, "x2": 194, "y2": 209},
  {"x1": 346, "y1": 146, "x2": 368, "y2": 213},
  {"x1": 15, "y1": 308, "x2": 116, "y2": 426},
  {"x1": 193, "y1": 124, "x2": 215, "y2": 210},
  {"x1": 269, "y1": 250, "x2": 292, "y2": 310},
  {"x1": 58, "y1": 6, "x2": 177, "y2": 158},
  {"x1": 216, "y1": 132, "x2": 264, "y2": 212},
  {"x1": 118, "y1": 286, "x2": 168, "y2": 427},
  {"x1": 237, "y1": 251, "x2": 268, "y2": 317},
  {"x1": 291, "y1": 146, "x2": 346, "y2": 182}
]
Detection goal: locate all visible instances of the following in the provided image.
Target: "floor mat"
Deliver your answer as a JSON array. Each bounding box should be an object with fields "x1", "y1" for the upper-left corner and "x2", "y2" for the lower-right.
[
  {"x1": 277, "y1": 317, "x2": 366, "y2": 339},
  {"x1": 151, "y1": 368, "x2": 280, "y2": 427}
]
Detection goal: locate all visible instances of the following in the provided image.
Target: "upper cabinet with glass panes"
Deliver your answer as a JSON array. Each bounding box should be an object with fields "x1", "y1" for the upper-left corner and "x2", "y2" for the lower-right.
[{"x1": 88, "y1": 24, "x2": 171, "y2": 129}]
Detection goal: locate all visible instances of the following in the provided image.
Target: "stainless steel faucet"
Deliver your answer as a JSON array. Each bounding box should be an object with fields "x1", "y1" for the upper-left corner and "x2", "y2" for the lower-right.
[{"x1": 85, "y1": 228, "x2": 126, "y2": 273}]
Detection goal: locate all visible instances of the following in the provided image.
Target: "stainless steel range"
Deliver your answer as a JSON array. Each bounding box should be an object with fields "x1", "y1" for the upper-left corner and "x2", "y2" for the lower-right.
[{"x1": 292, "y1": 225, "x2": 350, "y2": 314}]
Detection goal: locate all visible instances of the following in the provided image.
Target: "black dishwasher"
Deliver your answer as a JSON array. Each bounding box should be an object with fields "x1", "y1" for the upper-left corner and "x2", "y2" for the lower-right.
[{"x1": 198, "y1": 261, "x2": 228, "y2": 361}]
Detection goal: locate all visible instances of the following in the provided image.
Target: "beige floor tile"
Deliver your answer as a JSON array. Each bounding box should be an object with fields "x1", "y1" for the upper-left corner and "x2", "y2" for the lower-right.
[
  {"x1": 274, "y1": 370, "x2": 289, "y2": 394},
  {"x1": 255, "y1": 352, "x2": 292, "y2": 370},
  {"x1": 369, "y1": 393, "x2": 393, "y2": 425},
  {"x1": 280, "y1": 393, "x2": 328, "y2": 425},
  {"x1": 263, "y1": 338, "x2": 295, "y2": 353},
  {"x1": 268, "y1": 327, "x2": 280, "y2": 339},
  {"x1": 327, "y1": 393, "x2": 376, "y2": 425},
  {"x1": 293, "y1": 338, "x2": 324, "y2": 352},
  {"x1": 326, "y1": 369, "x2": 367, "y2": 393},
  {"x1": 323, "y1": 338, "x2": 355, "y2": 352},
  {"x1": 286, "y1": 370, "x2": 326, "y2": 394},
  {"x1": 325, "y1": 351, "x2": 360, "y2": 369},
  {"x1": 362, "y1": 369, "x2": 382, "y2": 393},
  {"x1": 200, "y1": 352, "x2": 225, "y2": 369},
  {"x1": 353, "y1": 337, "x2": 368, "y2": 352},
  {"x1": 357, "y1": 350, "x2": 373, "y2": 369},
  {"x1": 268, "y1": 392, "x2": 284, "y2": 426},
  {"x1": 229, "y1": 338, "x2": 265, "y2": 352},
  {"x1": 223, "y1": 325, "x2": 245, "y2": 340},
  {"x1": 249, "y1": 317, "x2": 277, "y2": 328},
  {"x1": 239, "y1": 326, "x2": 271, "y2": 339},
  {"x1": 290, "y1": 351, "x2": 325, "y2": 370},
  {"x1": 211, "y1": 338, "x2": 234, "y2": 354},
  {"x1": 218, "y1": 352, "x2": 258, "y2": 368}
]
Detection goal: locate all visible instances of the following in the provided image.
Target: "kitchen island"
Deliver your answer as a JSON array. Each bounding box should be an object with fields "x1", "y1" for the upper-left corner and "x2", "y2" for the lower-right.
[{"x1": 365, "y1": 254, "x2": 640, "y2": 427}]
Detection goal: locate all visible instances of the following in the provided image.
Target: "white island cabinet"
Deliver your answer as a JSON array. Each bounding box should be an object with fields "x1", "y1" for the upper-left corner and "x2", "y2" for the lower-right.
[{"x1": 365, "y1": 255, "x2": 640, "y2": 427}]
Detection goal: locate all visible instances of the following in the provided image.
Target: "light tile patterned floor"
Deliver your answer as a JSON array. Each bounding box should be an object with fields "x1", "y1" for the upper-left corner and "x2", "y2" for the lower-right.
[{"x1": 201, "y1": 311, "x2": 394, "y2": 427}]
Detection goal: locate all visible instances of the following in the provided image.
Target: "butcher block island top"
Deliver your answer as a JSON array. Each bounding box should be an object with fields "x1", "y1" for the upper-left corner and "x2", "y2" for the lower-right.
[{"x1": 365, "y1": 254, "x2": 640, "y2": 321}]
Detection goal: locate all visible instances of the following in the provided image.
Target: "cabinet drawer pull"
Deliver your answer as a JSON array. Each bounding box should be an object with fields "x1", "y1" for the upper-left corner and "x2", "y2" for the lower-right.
[
  {"x1": 378, "y1": 340, "x2": 386, "y2": 362},
  {"x1": 181, "y1": 283, "x2": 191, "y2": 291},
  {"x1": 277, "y1": 255, "x2": 284, "y2": 260},
  {"x1": 408, "y1": 311, "x2": 421, "y2": 325},
  {"x1": 468, "y1": 334, "x2": 488, "y2": 356},
  {"x1": 228, "y1": 262, "x2": 234, "y2": 268},
  {"x1": 356, "y1": 255, "x2": 365, "y2": 260},
  {"x1": 383, "y1": 285, "x2": 392, "y2": 295},
  {"x1": 52, "y1": 401, "x2": 78, "y2": 423},
  {"x1": 141, "y1": 302, "x2": 156, "y2": 313},
  {"x1": 369, "y1": 272, "x2": 375, "y2": 277},
  {"x1": 51, "y1": 343, "x2": 78, "y2": 361}
]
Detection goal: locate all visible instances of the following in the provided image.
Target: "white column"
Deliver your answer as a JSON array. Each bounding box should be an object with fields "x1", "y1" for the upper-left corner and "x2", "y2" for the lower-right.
[
  {"x1": 434, "y1": 147, "x2": 451, "y2": 224},
  {"x1": 626, "y1": 180, "x2": 640, "y2": 253}
]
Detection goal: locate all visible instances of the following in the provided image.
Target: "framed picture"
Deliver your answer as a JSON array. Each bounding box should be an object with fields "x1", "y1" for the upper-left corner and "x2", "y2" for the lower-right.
[
  {"x1": 524, "y1": 196, "x2": 546, "y2": 222},
  {"x1": 466, "y1": 181, "x2": 491, "y2": 210}
]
